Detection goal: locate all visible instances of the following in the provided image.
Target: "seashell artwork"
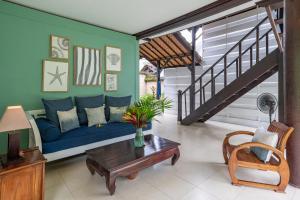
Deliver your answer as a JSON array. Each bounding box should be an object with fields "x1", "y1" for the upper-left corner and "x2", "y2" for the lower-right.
[
  {"x1": 50, "y1": 35, "x2": 69, "y2": 60},
  {"x1": 106, "y1": 46, "x2": 121, "y2": 72}
]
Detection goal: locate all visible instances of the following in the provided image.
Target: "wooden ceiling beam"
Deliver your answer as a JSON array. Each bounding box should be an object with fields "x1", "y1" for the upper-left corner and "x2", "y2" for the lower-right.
[
  {"x1": 167, "y1": 35, "x2": 193, "y2": 63},
  {"x1": 165, "y1": 35, "x2": 191, "y2": 64},
  {"x1": 158, "y1": 37, "x2": 188, "y2": 66},
  {"x1": 134, "y1": 0, "x2": 252, "y2": 39},
  {"x1": 140, "y1": 48, "x2": 154, "y2": 60},
  {"x1": 147, "y1": 41, "x2": 180, "y2": 66},
  {"x1": 172, "y1": 33, "x2": 202, "y2": 63},
  {"x1": 151, "y1": 38, "x2": 182, "y2": 66},
  {"x1": 142, "y1": 44, "x2": 162, "y2": 60}
]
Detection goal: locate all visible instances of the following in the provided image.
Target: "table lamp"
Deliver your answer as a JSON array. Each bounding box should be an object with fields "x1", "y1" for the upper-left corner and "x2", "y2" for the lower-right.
[{"x1": 0, "y1": 106, "x2": 31, "y2": 164}]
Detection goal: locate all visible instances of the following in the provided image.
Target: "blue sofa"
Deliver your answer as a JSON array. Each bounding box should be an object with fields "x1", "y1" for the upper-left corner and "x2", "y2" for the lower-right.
[
  {"x1": 36, "y1": 118, "x2": 152, "y2": 154},
  {"x1": 26, "y1": 95, "x2": 153, "y2": 162}
]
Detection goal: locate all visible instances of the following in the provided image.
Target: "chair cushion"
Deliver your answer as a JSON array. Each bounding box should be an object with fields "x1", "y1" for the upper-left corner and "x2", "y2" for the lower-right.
[
  {"x1": 75, "y1": 95, "x2": 104, "y2": 125},
  {"x1": 250, "y1": 127, "x2": 278, "y2": 163},
  {"x1": 85, "y1": 106, "x2": 107, "y2": 127},
  {"x1": 57, "y1": 107, "x2": 80, "y2": 133},
  {"x1": 42, "y1": 122, "x2": 152, "y2": 154},
  {"x1": 42, "y1": 97, "x2": 74, "y2": 127},
  {"x1": 105, "y1": 95, "x2": 131, "y2": 120},
  {"x1": 35, "y1": 118, "x2": 61, "y2": 142}
]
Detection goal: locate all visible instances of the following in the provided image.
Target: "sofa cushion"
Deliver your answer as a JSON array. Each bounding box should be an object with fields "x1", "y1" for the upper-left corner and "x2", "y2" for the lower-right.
[
  {"x1": 85, "y1": 106, "x2": 107, "y2": 127},
  {"x1": 57, "y1": 107, "x2": 80, "y2": 133},
  {"x1": 109, "y1": 106, "x2": 127, "y2": 123},
  {"x1": 35, "y1": 118, "x2": 61, "y2": 142},
  {"x1": 42, "y1": 122, "x2": 152, "y2": 154},
  {"x1": 75, "y1": 95, "x2": 104, "y2": 125},
  {"x1": 42, "y1": 97, "x2": 74, "y2": 127},
  {"x1": 105, "y1": 95, "x2": 131, "y2": 120}
]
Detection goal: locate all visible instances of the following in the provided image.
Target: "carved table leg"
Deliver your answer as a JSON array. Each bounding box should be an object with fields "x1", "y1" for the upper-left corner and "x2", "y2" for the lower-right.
[
  {"x1": 86, "y1": 159, "x2": 95, "y2": 175},
  {"x1": 171, "y1": 148, "x2": 180, "y2": 165},
  {"x1": 106, "y1": 174, "x2": 117, "y2": 195},
  {"x1": 127, "y1": 172, "x2": 139, "y2": 180}
]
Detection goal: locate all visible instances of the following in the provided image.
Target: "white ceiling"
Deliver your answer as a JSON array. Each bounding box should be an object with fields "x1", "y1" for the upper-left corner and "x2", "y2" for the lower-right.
[{"x1": 9, "y1": 0, "x2": 219, "y2": 34}]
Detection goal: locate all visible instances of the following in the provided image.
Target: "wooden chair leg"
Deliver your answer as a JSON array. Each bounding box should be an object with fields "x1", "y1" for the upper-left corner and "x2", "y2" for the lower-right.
[
  {"x1": 276, "y1": 160, "x2": 290, "y2": 192},
  {"x1": 223, "y1": 139, "x2": 229, "y2": 164},
  {"x1": 228, "y1": 154, "x2": 239, "y2": 185}
]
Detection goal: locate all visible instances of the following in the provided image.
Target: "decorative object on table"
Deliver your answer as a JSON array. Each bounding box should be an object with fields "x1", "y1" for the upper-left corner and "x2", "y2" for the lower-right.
[
  {"x1": 74, "y1": 46, "x2": 101, "y2": 86},
  {"x1": 106, "y1": 46, "x2": 121, "y2": 72},
  {"x1": 123, "y1": 95, "x2": 172, "y2": 147},
  {"x1": 105, "y1": 74, "x2": 118, "y2": 91},
  {"x1": 0, "y1": 106, "x2": 31, "y2": 165},
  {"x1": 257, "y1": 93, "x2": 278, "y2": 124},
  {"x1": 223, "y1": 121, "x2": 294, "y2": 192},
  {"x1": 50, "y1": 35, "x2": 69, "y2": 60},
  {"x1": 42, "y1": 59, "x2": 69, "y2": 92}
]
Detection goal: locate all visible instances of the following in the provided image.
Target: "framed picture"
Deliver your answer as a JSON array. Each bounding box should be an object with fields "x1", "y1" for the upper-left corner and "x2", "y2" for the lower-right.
[
  {"x1": 106, "y1": 46, "x2": 121, "y2": 72},
  {"x1": 42, "y1": 60, "x2": 69, "y2": 92},
  {"x1": 105, "y1": 74, "x2": 118, "y2": 91},
  {"x1": 50, "y1": 35, "x2": 69, "y2": 60},
  {"x1": 74, "y1": 46, "x2": 101, "y2": 86}
]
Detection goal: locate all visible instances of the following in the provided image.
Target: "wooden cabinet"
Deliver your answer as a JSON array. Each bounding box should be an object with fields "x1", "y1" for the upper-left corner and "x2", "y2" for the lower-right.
[{"x1": 0, "y1": 148, "x2": 46, "y2": 200}]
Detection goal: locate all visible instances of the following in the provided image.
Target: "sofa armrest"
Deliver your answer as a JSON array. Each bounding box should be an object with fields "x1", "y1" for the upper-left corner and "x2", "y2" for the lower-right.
[{"x1": 26, "y1": 111, "x2": 43, "y2": 152}]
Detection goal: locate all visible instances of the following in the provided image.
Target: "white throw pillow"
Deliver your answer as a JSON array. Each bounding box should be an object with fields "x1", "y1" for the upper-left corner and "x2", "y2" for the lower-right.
[
  {"x1": 250, "y1": 127, "x2": 278, "y2": 163},
  {"x1": 85, "y1": 106, "x2": 107, "y2": 127}
]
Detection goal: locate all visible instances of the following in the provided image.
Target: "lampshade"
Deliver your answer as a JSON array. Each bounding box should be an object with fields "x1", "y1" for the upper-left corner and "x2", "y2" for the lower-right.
[{"x1": 0, "y1": 106, "x2": 31, "y2": 133}]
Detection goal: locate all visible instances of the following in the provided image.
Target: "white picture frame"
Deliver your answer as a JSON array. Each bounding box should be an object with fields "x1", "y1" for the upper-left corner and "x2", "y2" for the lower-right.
[
  {"x1": 50, "y1": 35, "x2": 69, "y2": 60},
  {"x1": 105, "y1": 74, "x2": 118, "y2": 91},
  {"x1": 106, "y1": 46, "x2": 121, "y2": 72},
  {"x1": 43, "y1": 60, "x2": 69, "y2": 92}
]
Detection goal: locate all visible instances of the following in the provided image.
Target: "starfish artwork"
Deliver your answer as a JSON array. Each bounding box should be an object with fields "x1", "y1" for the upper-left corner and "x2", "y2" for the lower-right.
[{"x1": 47, "y1": 66, "x2": 66, "y2": 85}]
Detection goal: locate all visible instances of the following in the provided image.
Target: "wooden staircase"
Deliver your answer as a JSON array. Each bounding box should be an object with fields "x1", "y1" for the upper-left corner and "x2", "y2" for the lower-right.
[{"x1": 178, "y1": 3, "x2": 284, "y2": 125}]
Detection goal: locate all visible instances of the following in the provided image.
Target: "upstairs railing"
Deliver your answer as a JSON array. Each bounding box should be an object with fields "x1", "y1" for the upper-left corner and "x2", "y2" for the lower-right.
[{"x1": 178, "y1": 16, "x2": 275, "y2": 121}]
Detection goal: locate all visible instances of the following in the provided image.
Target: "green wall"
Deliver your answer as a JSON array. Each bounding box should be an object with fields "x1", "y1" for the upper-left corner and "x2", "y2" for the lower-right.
[{"x1": 0, "y1": 1, "x2": 139, "y2": 153}]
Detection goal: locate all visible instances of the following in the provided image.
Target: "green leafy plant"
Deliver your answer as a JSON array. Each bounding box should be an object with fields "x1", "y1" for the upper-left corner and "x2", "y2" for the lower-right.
[{"x1": 123, "y1": 95, "x2": 172, "y2": 128}]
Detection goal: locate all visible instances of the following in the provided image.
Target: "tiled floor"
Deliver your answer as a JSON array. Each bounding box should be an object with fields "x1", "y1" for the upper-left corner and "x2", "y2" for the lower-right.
[{"x1": 45, "y1": 114, "x2": 300, "y2": 200}]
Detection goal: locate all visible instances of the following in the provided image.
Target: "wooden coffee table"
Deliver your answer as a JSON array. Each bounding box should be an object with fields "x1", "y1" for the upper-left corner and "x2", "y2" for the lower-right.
[{"x1": 85, "y1": 134, "x2": 180, "y2": 195}]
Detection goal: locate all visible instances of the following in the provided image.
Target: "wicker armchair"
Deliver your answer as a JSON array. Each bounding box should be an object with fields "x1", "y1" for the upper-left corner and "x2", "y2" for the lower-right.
[{"x1": 223, "y1": 121, "x2": 294, "y2": 192}]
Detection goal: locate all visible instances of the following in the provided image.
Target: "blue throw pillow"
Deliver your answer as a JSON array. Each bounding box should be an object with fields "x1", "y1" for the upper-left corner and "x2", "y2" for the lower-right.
[
  {"x1": 105, "y1": 95, "x2": 131, "y2": 120},
  {"x1": 75, "y1": 95, "x2": 104, "y2": 125},
  {"x1": 42, "y1": 97, "x2": 74, "y2": 127},
  {"x1": 35, "y1": 118, "x2": 61, "y2": 142}
]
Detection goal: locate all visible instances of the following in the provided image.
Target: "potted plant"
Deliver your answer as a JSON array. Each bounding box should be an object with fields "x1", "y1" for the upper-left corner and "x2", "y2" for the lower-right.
[{"x1": 123, "y1": 95, "x2": 172, "y2": 147}]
